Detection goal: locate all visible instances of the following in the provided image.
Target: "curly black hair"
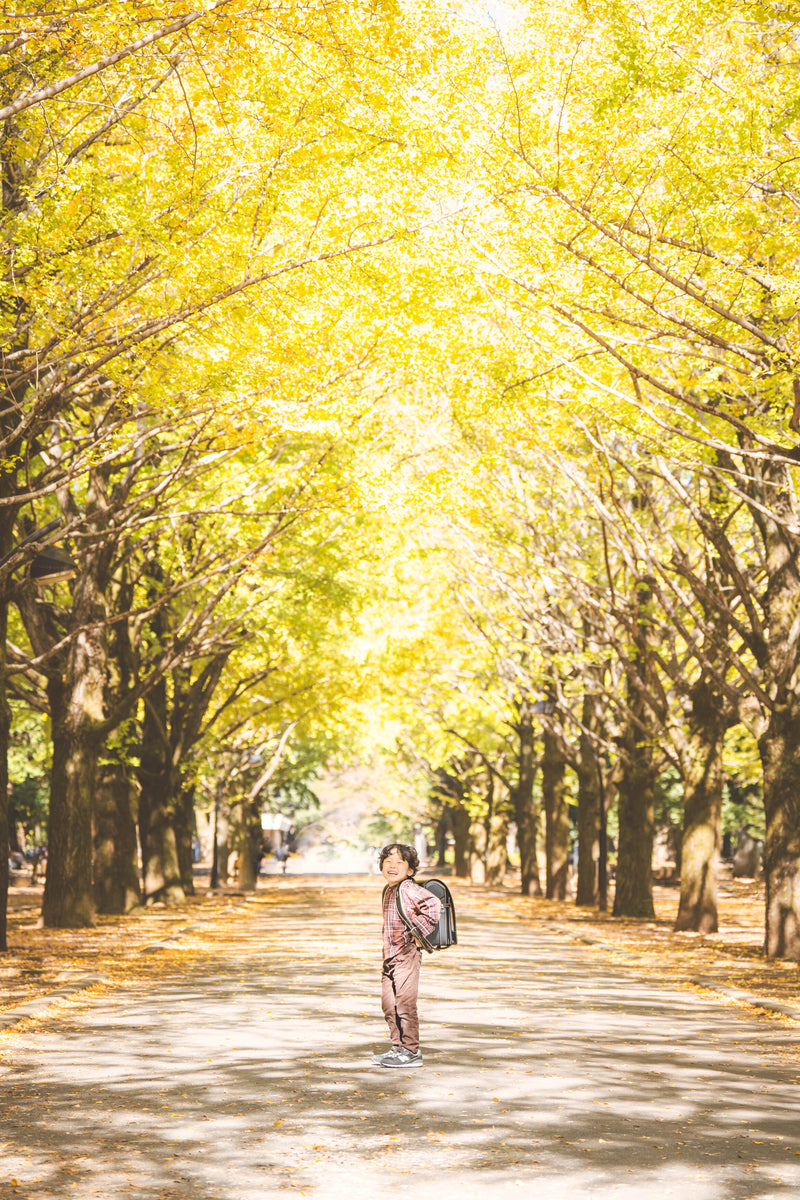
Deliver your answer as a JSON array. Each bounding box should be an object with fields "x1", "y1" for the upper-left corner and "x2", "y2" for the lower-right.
[{"x1": 378, "y1": 842, "x2": 419, "y2": 875}]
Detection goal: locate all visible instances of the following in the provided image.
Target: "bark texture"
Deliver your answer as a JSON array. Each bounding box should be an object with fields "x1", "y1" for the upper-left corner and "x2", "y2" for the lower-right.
[
  {"x1": 0, "y1": 111, "x2": 31, "y2": 952},
  {"x1": 575, "y1": 688, "x2": 601, "y2": 907},
  {"x1": 0, "y1": 578, "x2": 9, "y2": 952},
  {"x1": 674, "y1": 678, "x2": 726, "y2": 933},
  {"x1": 452, "y1": 804, "x2": 470, "y2": 878},
  {"x1": 234, "y1": 795, "x2": 263, "y2": 891},
  {"x1": 485, "y1": 807, "x2": 510, "y2": 886},
  {"x1": 136, "y1": 589, "x2": 231, "y2": 903},
  {"x1": 42, "y1": 616, "x2": 106, "y2": 928},
  {"x1": 613, "y1": 577, "x2": 657, "y2": 919},
  {"x1": 94, "y1": 569, "x2": 141, "y2": 914},
  {"x1": 175, "y1": 783, "x2": 197, "y2": 894},
  {"x1": 749, "y1": 458, "x2": 800, "y2": 959},
  {"x1": 138, "y1": 676, "x2": 184, "y2": 906},
  {"x1": 211, "y1": 783, "x2": 229, "y2": 887},
  {"x1": 760, "y1": 708, "x2": 800, "y2": 959},
  {"x1": 469, "y1": 813, "x2": 487, "y2": 884},
  {"x1": 542, "y1": 728, "x2": 569, "y2": 900},
  {"x1": 513, "y1": 704, "x2": 541, "y2": 896},
  {"x1": 613, "y1": 717, "x2": 656, "y2": 919},
  {"x1": 94, "y1": 758, "x2": 140, "y2": 914}
]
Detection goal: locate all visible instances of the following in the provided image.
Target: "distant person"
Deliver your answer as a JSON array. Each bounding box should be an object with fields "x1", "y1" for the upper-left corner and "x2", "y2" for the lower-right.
[
  {"x1": 276, "y1": 845, "x2": 290, "y2": 874},
  {"x1": 373, "y1": 842, "x2": 441, "y2": 1070},
  {"x1": 252, "y1": 846, "x2": 264, "y2": 880},
  {"x1": 29, "y1": 847, "x2": 46, "y2": 885}
]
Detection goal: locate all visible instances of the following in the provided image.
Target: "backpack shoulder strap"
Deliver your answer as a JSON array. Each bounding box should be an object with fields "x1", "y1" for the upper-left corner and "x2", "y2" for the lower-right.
[
  {"x1": 395, "y1": 879, "x2": 435, "y2": 953},
  {"x1": 386, "y1": 881, "x2": 414, "y2": 927},
  {"x1": 394, "y1": 879, "x2": 412, "y2": 922}
]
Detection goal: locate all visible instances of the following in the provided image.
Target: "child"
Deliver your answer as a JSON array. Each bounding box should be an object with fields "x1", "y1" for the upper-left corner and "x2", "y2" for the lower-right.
[{"x1": 373, "y1": 842, "x2": 442, "y2": 1069}]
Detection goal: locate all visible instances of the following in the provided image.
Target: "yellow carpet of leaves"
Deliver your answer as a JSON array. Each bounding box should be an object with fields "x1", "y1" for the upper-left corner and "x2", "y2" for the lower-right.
[
  {"x1": 2, "y1": 870, "x2": 798, "y2": 1032},
  {"x1": 471, "y1": 872, "x2": 800, "y2": 1025},
  {"x1": 0, "y1": 884, "x2": 254, "y2": 1015}
]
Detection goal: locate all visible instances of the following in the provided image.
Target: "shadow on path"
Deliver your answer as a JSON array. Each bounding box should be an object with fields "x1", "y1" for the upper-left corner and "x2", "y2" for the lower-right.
[{"x1": 1, "y1": 879, "x2": 799, "y2": 1199}]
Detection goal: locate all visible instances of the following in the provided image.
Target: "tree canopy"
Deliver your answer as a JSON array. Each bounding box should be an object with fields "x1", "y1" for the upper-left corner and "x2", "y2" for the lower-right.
[{"x1": 4, "y1": 0, "x2": 800, "y2": 962}]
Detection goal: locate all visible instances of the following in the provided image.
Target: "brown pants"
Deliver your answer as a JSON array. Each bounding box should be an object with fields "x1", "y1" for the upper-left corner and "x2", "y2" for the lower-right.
[{"x1": 381, "y1": 943, "x2": 422, "y2": 1053}]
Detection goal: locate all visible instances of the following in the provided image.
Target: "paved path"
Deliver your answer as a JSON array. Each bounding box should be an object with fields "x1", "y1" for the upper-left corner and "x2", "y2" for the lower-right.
[{"x1": 2, "y1": 878, "x2": 799, "y2": 1200}]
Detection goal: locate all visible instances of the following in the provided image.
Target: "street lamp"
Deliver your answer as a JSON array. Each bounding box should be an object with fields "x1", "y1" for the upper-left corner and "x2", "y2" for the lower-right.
[
  {"x1": 0, "y1": 518, "x2": 77, "y2": 585},
  {"x1": 29, "y1": 545, "x2": 77, "y2": 587}
]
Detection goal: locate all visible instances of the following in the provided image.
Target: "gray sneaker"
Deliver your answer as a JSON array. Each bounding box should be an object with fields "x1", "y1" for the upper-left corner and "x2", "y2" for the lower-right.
[
  {"x1": 372, "y1": 1046, "x2": 403, "y2": 1065},
  {"x1": 380, "y1": 1047, "x2": 423, "y2": 1069}
]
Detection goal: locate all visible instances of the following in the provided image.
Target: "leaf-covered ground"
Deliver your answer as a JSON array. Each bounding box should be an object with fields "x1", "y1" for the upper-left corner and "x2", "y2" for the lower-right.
[
  {"x1": 2, "y1": 867, "x2": 798, "y2": 1030},
  {"x1": 1, "y1": 878, "x2": 254, "y2": 1015},
  {"x1": 2, "y1": 875, "x2": 800, "y2": 1200},
  {"x1": 469, "y1": 871, "x2": 800, "y2": 1026}
]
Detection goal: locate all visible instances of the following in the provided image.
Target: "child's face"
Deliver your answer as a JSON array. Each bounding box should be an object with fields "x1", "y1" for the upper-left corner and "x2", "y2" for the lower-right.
[{"x1": 381, "y1": 848, "x2": 413, "y2": 885}]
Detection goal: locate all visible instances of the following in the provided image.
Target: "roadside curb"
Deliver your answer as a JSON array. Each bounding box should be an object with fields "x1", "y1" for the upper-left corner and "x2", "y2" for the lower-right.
[
  {"x1": 139, "y1": 899, "x2": 252, "y2": 952},
  {"x1": 0, "y1": 975, "x2": 108, "y2": 1031},
  {"x1": 689, "y1": 976, "x2": 800, "y2": 1022},
  {"x1": 540, "y1": 920, "x2": 640, "y2": 961},
  {"x1": 1, "y1": 897, "x2": 260, "y2": 1030},
  {"x1": 541, "y1": 919, "x2": 800, "y2": 1024}
]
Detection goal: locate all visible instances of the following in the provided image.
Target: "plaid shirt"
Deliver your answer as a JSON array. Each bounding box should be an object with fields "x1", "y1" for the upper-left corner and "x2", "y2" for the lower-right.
[{"x1": 383, "y1": 879, "x2": 442, "y2": 960}]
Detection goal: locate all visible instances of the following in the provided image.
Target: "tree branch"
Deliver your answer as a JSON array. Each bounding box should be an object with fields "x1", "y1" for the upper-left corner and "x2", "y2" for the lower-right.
[{"x1": 0, "y1": 2, "x2": 232, "y2": 123}]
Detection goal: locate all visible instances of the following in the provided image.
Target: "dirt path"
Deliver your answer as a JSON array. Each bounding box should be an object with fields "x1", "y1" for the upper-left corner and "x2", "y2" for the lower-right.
[{"x1": 1, "y1": 877, "x2": 799, "y2": 1199}]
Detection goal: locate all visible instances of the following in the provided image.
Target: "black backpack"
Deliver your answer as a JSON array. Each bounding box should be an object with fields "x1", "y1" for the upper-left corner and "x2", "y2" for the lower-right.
[{"x1": 394, "y1": 878, "x2": 458, "y2": 953}]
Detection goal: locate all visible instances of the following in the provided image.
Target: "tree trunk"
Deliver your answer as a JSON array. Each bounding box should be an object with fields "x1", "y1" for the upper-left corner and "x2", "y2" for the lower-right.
[
  {"x1": 234, "y1": 796, "x2": 263, "y2": 891},
  {"x1": 95, "y1": 566, "x2": 140, "y2": 914},
  {"x1": 748, "y1": 459, "x2": 800, "y2": 959},
  {"x1": 613, "y1": 718, "x2": 656, "y2": 918},
  {"x1": 175, "y1": 782, "x2": 196, "y2": 894},
  {"x1": 43, "y1": 686, "x2": 101, "y2": 928},
  {"x1": 217, "y1": 808, "x2": 230, "y2": 885},
  {"x1": 139, "y1": 777, "x2": 184, "y2": 905},
  {"x1": 486, "y1": 808, "x2": 510, "y2": 886},
  {"x1": 140, "y1": 770, "x2": 184, "y2": 904},
  {"x1": 543, "y1": 728, "x2": 570, "y2": 900},
  {"x1": 575, "y1": 689, "x2": 601, "y2": 906},
  {"x1": 13, "y1": 460, "x2": 118, "y2": 928},
  {"x1": 674, "y1": 678, "x2": 725, "y2": 933},
  {"x1": 434, "y1": 810, "x2": 449, "y2": 867},
  {"x1": 613, "y1": 577, "x2": 657, "y2": 920},
  {"x1": 94, "y1": 758, "x2": 141, "y2": 914},
  {"x1": 41, "y1": 572, "x2": 108, "y2": 928},
  {"x1": 211, "y1": 784, "x2": 229, "y2": 887},
  {"x1": 138, "y1": 644, "x2": 230, "y2": 902},
  {"x1": 760, "y1": 707, "x2": 800, "y2": 959},
  {"x1": 0, "y1": 577, "x2": 10, "y2": 952},
  {"x1": 471, "y1": 770, "x2": 496, "y2": 884},
  {"x1": 514, "y1": 704, "x2": 541, "y2": 895},
  {"x1": 469, "y1": 814, "x2": 487, "y2": 883},
  {"x1": 138, "y1": 681, "x2": 185, "y2": 906},
  {"x1": 452, "y1": 804, "x2": 470, "y2": 877},
  {"x1": 0, "y1": 112, "x2": 31, "y2": 953}
]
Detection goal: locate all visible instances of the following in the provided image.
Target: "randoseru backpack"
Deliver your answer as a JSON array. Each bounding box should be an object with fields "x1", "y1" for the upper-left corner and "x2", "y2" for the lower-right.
[{"x1": 394, "y1": 878, "x2": 458, "y2": 953}]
